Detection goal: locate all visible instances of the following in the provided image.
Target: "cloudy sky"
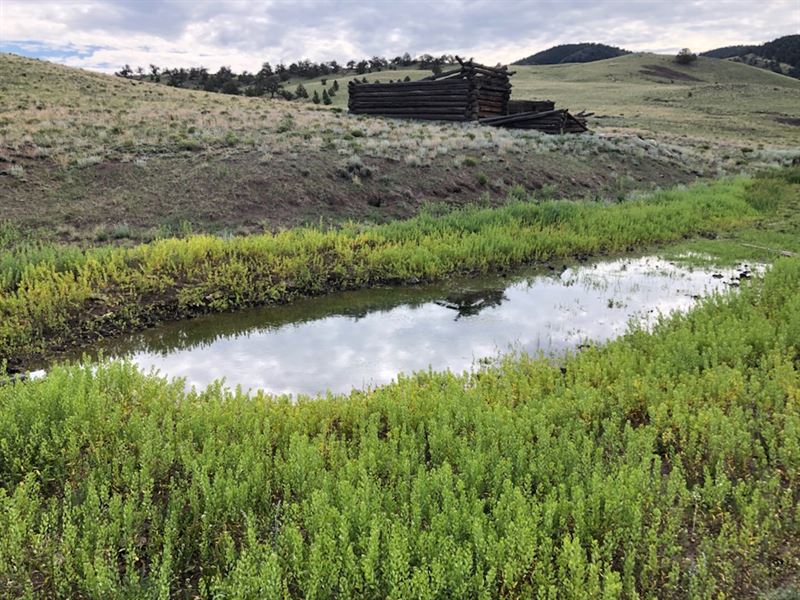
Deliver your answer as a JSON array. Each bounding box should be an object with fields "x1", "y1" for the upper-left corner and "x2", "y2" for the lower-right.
[{"x1": 1, "y1": 0, "x2": 798, "y2": 73}]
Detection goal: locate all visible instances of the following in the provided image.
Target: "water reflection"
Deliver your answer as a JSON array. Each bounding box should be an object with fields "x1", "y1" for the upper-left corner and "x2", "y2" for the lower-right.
[{"x1": 61, "y1": 256, "x2": 756, "y2": 396}]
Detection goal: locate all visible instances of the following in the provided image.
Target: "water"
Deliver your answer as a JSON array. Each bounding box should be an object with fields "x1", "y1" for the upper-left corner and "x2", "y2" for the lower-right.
[{"x1": 62, "y1": 256, "x2": 755, "y2": 396}]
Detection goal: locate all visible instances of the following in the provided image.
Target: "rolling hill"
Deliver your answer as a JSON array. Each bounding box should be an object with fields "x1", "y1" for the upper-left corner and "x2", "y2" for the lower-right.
[
  {"x1": 702, "y1": 34, "x2": 800, "y2": 78},
  {"x1": 514, "y1": 42, "x2": 630, "y2": 65},
  {"x1": 511, "y1": 52, "x2": 800, "y2": 142}
]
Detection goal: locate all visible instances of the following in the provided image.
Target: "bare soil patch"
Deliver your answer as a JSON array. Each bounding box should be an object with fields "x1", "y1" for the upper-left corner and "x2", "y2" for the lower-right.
[
  {"x1": 639, "y1": 65, "x2": 703, "y2": 82},
  {"x1": 0, "y1": 147, "x2": 695, "y2": 245}
]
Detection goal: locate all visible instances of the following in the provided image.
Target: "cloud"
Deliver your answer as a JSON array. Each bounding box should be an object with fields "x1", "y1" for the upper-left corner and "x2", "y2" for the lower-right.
[{"x1": 1, "y1": 0, "x2": 798, "y2": 72}]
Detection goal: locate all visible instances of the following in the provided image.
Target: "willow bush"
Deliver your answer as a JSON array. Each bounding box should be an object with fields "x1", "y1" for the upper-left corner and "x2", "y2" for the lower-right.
[{"x1": 0, "y1": 178, "x2": 764, "y2": 371}]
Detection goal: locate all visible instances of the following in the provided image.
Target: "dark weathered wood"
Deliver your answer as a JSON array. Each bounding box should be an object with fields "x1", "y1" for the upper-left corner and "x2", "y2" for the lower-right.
[
  {"x1": 349, "y1": 80, "x2": 471, "y2": 90},
  {"x1": 350, "y1": 97, "x2": 472, "y2": 105},
  {"x1": 349, "y1": 98, "x2": 475, "y2": 106},
  {"x1": 479, "y1": 109, "x2": 562, "y2": 125},
  {"x1": 508, "y1": 100, "x2": 556, "y2": 113},
  {"x1": 362, "y1": 113, "x2": 470, "y2": 121},
  {"x1": 348, "y1": 76, "x2": 586, "y2": 131},
  {"x1": 419, "y1": 68, "x2": 463, "y2": 81},
  {"x1": 350, "y1": 90, "x2": 475, "y2": 98},
  {"x1": 351, "y1": 106, "x2": 469, "y2": 115}
]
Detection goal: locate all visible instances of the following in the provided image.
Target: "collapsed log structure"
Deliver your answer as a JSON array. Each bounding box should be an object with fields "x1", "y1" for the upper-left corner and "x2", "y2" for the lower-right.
[
  {"x1": 348, "y1": 57, "x2": 588, "y2": 134},
  {"x1": 348, "y1": 58, "x2": 511, "y2": 121},
  {"x1": 480, "y1": 109, "x2": 589, "y2": 133}
]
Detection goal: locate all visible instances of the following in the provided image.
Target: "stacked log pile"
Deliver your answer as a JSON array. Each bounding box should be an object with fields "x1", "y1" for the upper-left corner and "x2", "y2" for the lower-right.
[
  {"x1": 347, "y1": 58, "x2": 589, "y2": 134},
  {"x1": 348, "y1": 58, "x2": 511, "y2": 122}
]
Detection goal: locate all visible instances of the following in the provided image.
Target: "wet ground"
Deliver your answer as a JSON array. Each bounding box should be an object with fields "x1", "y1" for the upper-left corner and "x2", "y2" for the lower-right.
[{"x1": 52, "y1": 255, "x2": 757, "y2": 396}]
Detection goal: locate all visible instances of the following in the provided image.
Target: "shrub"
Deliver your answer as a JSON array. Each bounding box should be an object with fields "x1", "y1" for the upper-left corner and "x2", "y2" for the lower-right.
[
  {"x1": 5, "y1": 165, "x2": 25, "y2": 180},
  {"x1": 220, "y1": 80, "x2": 240, "y2": 95},
  {"x1": 675, "y1": 48, "x2": 698, "y2": 65}
]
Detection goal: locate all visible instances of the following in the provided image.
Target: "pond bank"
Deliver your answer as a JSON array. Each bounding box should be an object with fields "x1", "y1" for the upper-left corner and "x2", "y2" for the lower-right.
[{"x1": 1, "y1": 174, "x2": 792, "y2": 373}]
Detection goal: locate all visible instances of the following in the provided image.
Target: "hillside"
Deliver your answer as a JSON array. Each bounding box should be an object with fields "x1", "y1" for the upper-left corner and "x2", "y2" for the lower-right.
[
  {"x1": 702, "y1": 34, "x2": 800, "y2": 78},
  {"x1": 511, "y1": 53, "x2": 800, "y2": 142},
  {"x1": 514, "y1": 42, "x2": 630, "y2": 65},
  {"x1": 1, "y1": 52, "x2": 798, "y2": 249}
]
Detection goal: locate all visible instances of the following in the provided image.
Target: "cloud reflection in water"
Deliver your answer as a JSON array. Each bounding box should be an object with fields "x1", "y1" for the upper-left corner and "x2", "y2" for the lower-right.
[{"x1": 75, "y1": 256, "x2": 753, "y2": 396}]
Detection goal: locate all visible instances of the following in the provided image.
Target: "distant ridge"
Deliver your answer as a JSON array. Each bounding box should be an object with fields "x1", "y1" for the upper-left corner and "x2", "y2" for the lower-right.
[
  {"x1": 513, "y1": 43, "x2": 630, "y2": 66},
  {"x1": 702, "y1": 35, "x2": 799, "y2": 78}
]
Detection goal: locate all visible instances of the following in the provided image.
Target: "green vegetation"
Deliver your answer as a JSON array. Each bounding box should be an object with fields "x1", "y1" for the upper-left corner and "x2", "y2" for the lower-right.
[
  {"x1": 0, "y1": 177, "x2": 767, "y2": 372},
  {"x1": 662, "y1": 168, "x2": 800, "y2": 267},
  {"x1": 2, "y1": 248, "x2": 799, "y2": 597},
  {"x1": 674, "y1": 49, "x2": 697, "y2": 66},
  {"x1": 511, "y1": 53, "x2": 800, "y2": 144},
  {"x1": 514, "y1": 42, "x2": 630, "y2": 65},
  {"x1": 702, "y1": 34, "x2": 800, "y2": 78}
]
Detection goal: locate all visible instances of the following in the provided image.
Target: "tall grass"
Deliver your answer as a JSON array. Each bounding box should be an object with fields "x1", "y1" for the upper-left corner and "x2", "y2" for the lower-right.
[
  {"x1": 0, "y1": 177, "x2": 775, "y2": 371},
  {"x1": 1, "y1": 256, "x2": 798, "y2": 598}
]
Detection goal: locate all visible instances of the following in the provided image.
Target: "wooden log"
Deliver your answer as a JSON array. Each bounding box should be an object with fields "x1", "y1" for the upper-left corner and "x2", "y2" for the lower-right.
[
  {"x1": 479, "y1": 109, "x2": 563, "y2": 126},
  {"x1": 476, "y1": 90, "x2": 510, "y2": 99},
  {"x1": 349, "y1": 90, "x2": 475, "y2": 98},
  {"x1": 419, "y1": 68, "x2": 463, "y2": 81},
  {"x1": 474, "y1": 85, "x2": 512, "y2": 94},
  {"x1": 349, "y1": 98, "x2": 471, "y2": 106},
  {"x1": 349, "y1": 80, "x2": 471, "y2": 90},
  {"x1": 358, "y1": 113, "x2": 470, "y2": 121},
  {"x1": 508, "y1": 100, "x2": 555, "y2": 114},
  {"x1": 349, "y1": 98, "x2": 473, "y2": 105},
  {"x1": 476, "y1": 101, "x2": 507, "y2": 111},
  {"x1": 350, "y1": 106, "x2": 470, "y2": 115}
]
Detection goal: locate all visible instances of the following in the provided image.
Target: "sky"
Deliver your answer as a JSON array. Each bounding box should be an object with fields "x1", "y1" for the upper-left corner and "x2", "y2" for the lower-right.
[{"x1": 1, "y1": 0, "x2": 798, "y2": 73}]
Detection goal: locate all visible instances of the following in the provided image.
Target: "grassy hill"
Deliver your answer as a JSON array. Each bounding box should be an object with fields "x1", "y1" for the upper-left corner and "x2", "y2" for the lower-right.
[
  {"x1": 510, "y1": 53, "x2": 800, "y2": 144},
  {"x1": 514, "y1": 42, "x2": 630, "y2": 65},
  {"x1": 702, "y1": 34, "x2": 800, "y2": 78},
  {"x1": 1, "y1": 52, "x2": 798, "y2": 248}
]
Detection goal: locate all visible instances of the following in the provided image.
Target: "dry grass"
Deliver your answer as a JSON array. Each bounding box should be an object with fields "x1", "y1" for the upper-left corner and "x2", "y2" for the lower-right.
[
  {"x1": 3, "y1": 52, "x2": 798, "y2": 175},
  {"x1": 511, "y1": 53, "x2": 800, "y2": 146}
]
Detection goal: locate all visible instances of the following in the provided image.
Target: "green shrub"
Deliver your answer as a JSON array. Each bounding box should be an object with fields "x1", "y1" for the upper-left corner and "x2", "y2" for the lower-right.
[{"x1": 0, "y1": 257, "x2": 798, "y2": 597}]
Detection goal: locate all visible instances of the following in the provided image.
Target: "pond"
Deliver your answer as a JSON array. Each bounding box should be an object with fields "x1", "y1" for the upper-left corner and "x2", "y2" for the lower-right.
[{"x1": 59, "y1": 256, "x2": 755, "y2": 396}]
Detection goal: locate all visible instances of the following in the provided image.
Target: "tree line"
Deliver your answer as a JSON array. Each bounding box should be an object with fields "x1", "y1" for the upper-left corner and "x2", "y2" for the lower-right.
[{"x1": 114, "y1": 54, "x2": 460, "y2": 99}]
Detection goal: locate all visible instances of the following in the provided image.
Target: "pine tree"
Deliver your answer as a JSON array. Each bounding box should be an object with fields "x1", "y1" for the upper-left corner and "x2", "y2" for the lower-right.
[
  {"x1": 312, "y1": 90, "x2": 321, "y2": 104},
  {"x1": 295, "y1": 83, "x2": 309, "y2": 98},
  {"x1": 322, "y1": 89, "x2": 332, "y2": 105},
  {"x1": 332, "y1": 80, "x2": 339, "y2": 91}
]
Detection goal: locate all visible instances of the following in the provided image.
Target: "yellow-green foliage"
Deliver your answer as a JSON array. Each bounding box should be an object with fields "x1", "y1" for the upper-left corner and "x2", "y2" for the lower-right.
[
  {"x1": 0, "y1": 179, "x2": 763, "y2": 370},
  {"x1": 1, "y1": 255, "x2": 799, "y2": 598}
]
